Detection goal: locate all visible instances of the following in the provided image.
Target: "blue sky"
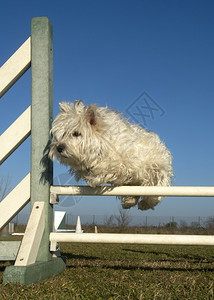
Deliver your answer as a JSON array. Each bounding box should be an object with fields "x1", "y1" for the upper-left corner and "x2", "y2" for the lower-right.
[{"x1": 0, "y1": 0, "x2": 214, "y2": 218}]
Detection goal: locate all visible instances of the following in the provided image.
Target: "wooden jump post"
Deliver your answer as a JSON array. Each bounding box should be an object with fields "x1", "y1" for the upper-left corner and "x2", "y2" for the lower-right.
[{"x1": 2, "y1": 17, "x2": 66, "y2": 285}]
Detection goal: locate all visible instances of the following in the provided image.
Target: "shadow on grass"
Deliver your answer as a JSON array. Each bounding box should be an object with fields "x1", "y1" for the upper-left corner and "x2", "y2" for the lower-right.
[
  {"x1": 65, "y1": 261, "x2": 214, "y2": 272},
  {"x1": 122, "y1": 248, "x2": 214, "y2": 264},
  {"x1": 62, "y1": 252, "x2": 99, "y2": 261},
  {"x1": 63, "y1": 251, "x2": 214, "y2": 273},
  {"x1": 122, "y1": 248, "x2": 169, "y2": 256},
  {"x1": 0, "y1": 266, "x2": 6, "y2": 272}
]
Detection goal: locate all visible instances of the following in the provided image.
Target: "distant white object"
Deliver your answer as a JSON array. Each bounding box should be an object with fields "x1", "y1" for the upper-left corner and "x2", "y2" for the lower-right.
[
  {"x1": 12, "y1": 233, "x2": 24, "y2": 236},
  {"x1": 8, "y1": 223, "x2": 15, "y2": 234},
  {"x1": 75, "y1": 216, "x2": 83, "y2": 234},
  {"x1": 54, "y1": 211, "x2": 66, "y2": 231},
  {"x1": 54, "y1": 212, "x2": 83, "y2": 233}
]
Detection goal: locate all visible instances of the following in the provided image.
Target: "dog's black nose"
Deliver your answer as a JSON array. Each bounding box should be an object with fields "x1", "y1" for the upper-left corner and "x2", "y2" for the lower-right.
[{"x1": 57, "y1": 144, "x2": 65, "y2": 153}]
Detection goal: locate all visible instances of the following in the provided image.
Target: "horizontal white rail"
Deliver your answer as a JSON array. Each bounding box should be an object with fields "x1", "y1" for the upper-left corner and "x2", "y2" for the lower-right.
[
  {"x1": 0, "y1": 37, "x2": 31, "y2": 98},
  {"x1": 50, "y1": 233, "x2": 214, "y2": 246},
  {"x1": 50, "y1": 185, "x2": 214, "y2": 197},
  {"x1": 0, "y1": 106, "x2": 31, "y2": 165}
]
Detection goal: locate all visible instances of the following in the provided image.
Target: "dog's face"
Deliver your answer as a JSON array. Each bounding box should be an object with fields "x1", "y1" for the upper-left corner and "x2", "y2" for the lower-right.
[{"x1": 49, "y1": 101, "x2": 105, "y2": 169}]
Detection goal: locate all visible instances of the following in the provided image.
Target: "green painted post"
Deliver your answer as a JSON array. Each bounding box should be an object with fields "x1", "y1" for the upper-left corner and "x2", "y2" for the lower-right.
[
  {"x1": 3, "y1": 17, "x2": 66, "y2": 285},
  {"x1": 31, "y1": 17, "x2": 53, "y2": 262}
]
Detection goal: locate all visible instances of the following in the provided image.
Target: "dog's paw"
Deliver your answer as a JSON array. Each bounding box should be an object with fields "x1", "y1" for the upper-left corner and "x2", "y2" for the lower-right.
[
  {"x1": 121, "y1": 196, "x2": 139, "y2": 209},
  {"x1": 138, "y1": 196, "x2": 163, "y2": 211}
]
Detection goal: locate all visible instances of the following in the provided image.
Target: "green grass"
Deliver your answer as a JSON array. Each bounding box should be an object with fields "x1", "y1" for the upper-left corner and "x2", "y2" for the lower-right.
[{"x1": 0, "y1": 242, "x2": 214, "y2": 299}]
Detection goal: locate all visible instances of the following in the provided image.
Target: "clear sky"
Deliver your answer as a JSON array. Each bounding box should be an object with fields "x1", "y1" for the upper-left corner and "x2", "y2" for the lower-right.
[{"x1": 0, "y1": 0, "x2": 214, "y2": 218}]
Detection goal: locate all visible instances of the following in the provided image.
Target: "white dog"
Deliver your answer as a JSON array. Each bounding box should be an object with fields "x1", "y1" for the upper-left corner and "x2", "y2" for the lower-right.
[{"x1": 49, "y1": 100, "x2": 173, "y2": 210}]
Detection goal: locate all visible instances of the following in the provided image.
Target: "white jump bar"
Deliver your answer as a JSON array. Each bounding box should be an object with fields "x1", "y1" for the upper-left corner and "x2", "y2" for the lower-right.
[
  {"x1": 50, "y1": 233, "x2": 214, "y2": 246},
  {"x1": 50, "y1": 185, "x2": 214, "y2": 197}
]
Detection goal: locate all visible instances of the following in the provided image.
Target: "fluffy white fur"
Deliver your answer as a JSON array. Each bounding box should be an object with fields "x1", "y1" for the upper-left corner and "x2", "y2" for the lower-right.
[{"x1": 49, "y1": 100, "x2": 173, "y2": 210}]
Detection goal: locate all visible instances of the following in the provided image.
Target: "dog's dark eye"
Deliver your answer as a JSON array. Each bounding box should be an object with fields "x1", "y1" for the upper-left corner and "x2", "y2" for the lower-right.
[{"x1": 72, "y1": 131, "x2": 81, "y2": 137}]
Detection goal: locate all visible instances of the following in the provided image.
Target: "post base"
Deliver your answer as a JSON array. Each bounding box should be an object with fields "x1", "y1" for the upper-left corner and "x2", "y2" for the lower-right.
[{"x1": 3, "y1": 257, "x2": 66, "y2": 285}]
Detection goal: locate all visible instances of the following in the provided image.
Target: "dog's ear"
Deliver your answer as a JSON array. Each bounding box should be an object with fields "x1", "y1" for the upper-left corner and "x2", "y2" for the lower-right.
[
  {"x1": 59, "y1": 101, "x2": 85, "y2": 113},
  {"x1": 85, "y1": 105, "x2": 96, "y2": 126},
  {"x1": 59, "y1": 102, "x2": 70, "y2": 112}
]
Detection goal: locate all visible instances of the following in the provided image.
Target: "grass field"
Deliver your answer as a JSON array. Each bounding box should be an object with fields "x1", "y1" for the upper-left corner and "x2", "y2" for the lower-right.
[{"x1": 0, "y1": 241, "x2": 214, "y2": 299}]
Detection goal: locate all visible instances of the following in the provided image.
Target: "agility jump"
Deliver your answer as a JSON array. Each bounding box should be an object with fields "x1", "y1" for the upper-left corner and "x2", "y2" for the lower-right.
[{"x1": 0, "y1": 17, "x2": 214, "y2": 285}]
